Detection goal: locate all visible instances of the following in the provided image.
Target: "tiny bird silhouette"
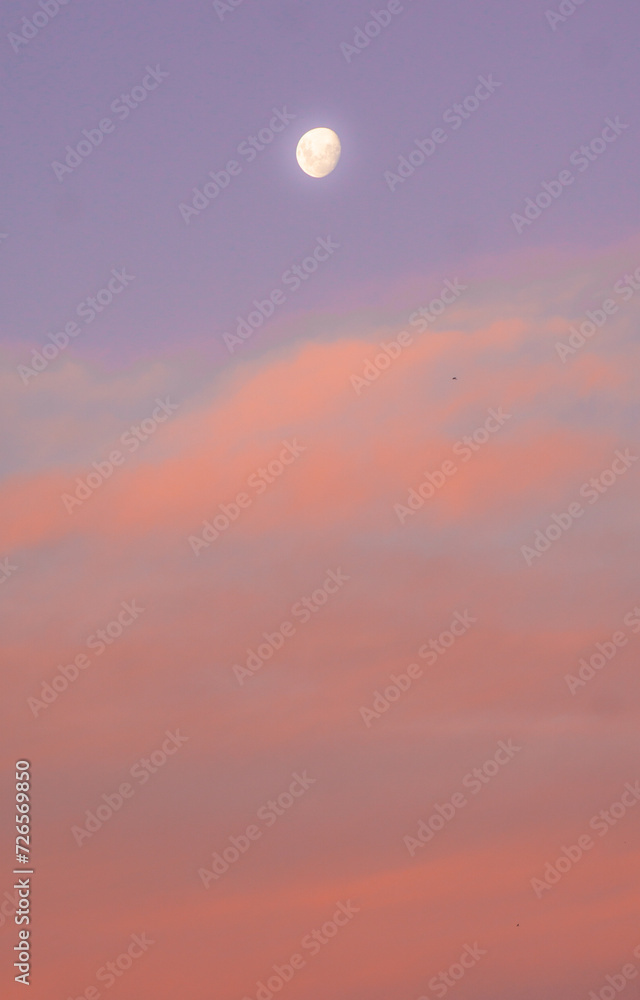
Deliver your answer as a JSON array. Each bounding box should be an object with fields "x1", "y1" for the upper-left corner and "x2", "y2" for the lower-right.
[{"x1": 452, "y1": 377, "x2": 457, "y2": 380}]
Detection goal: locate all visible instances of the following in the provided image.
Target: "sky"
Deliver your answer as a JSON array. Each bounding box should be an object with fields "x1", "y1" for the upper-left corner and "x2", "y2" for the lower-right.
[{"x1": 1, "y1": 1, "x2": 640, "y2": 999}]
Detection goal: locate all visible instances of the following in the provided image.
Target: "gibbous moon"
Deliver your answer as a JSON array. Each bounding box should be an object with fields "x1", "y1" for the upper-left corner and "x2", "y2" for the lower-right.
[{"x1": 296, "y1": 128, "x2": 341, "y2": 178}]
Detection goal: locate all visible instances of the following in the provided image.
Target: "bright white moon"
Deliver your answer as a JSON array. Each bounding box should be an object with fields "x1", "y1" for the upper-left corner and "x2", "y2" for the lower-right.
[{"x1": 296, "y1": 128, "x2": 341, "y2": 178}]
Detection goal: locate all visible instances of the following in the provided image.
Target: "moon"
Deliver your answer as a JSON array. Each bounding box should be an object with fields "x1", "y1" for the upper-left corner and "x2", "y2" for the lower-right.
[{"x1": 296, "y1": 128, "x2": 341, "y2": 178}]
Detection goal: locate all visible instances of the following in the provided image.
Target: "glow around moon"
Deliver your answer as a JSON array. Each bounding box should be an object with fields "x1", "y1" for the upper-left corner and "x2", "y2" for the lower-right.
[{"x1": 295, "y1": 128, "x2": 341, "y2": 178}]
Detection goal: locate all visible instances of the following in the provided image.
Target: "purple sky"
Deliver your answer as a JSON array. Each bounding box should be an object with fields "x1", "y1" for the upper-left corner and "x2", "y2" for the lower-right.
[
  {"x1": 2, "y1": 5, "x2": 640, "y2": 1000},
  {"x1": 1, "y1": 0, "x2": 638, "y2": 370}
]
